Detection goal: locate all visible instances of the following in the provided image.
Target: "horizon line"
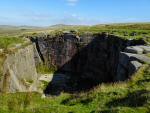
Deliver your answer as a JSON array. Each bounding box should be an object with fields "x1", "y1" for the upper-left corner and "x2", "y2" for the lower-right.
[{"x1": 0, "y1": 21, "x2": 150, "y2": 27}]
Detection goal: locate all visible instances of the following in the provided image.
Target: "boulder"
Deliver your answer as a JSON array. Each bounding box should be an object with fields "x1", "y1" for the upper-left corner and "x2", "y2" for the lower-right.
[
  {"x1": 128, "y1": 61, "x2": 142, "y2": 75},
  {"x1": 120, "y1": 52, "x2": 150, "y2": 64},
  {"x1": 125, "y1": 46, "x2": 144, "y2": 54},
  {"x1": 39, "y1": 74, "x2": 53, "y2": 82},
  {"x1": 116, "y1": 52, "x2": 145, "y2": 81},
  {"x1": 130, "y1": 54, "x2": 150, "y2": 64},
  {"x1": 138, "y1": 46, "x2": 150, "y2": 53}
]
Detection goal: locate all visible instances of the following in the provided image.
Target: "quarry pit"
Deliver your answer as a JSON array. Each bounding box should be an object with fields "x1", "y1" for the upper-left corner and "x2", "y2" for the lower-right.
[{"x1": 1, "y1": 32, "x2": 150, "y2": 95}]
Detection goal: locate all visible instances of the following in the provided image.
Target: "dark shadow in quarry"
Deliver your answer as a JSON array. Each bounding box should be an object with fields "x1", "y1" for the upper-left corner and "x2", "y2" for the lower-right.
[{"x1": 32, "y1": 33, "x2": 145, "y2": 96}]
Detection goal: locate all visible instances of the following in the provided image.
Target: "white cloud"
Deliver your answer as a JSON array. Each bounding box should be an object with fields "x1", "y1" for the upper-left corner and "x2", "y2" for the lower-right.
[{"x1": 66, "y1": 0, "x2": 79, "y2": 6}]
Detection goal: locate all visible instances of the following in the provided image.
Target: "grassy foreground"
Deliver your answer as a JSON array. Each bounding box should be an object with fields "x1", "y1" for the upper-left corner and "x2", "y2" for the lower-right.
[{"x1": 0, "y1": 64, "x2": 150, "y2": 113}]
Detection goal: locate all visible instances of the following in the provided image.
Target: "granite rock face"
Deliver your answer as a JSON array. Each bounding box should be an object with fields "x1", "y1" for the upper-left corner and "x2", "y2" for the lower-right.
[
  {"x1": 37, "y1": 33, "x2": 79, "y2": 69},
  {"x1": 125, "y1": 45, "x2": 150, "y2": 54},
  {"x1": 125, "y1": 46, "x2": 144, "y2": 54},
  {"x1": 0, "y1": 44, "x2": 39, "y2": 93},
  {"x1": 139, "y1": 46, "x2": 150, "y2": 53},
  {"x1": 38, "y1": 34, "x2": 123, "y2": 74},
  {"x1": 35, "y1": 33, "x2": 129, "y2": 93},
  {"x1": 35, "y1": 33, "x2": 150, "y2": 94}
]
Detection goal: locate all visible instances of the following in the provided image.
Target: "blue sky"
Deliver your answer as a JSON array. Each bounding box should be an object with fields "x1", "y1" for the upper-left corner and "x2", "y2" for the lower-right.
[{"x1": 0, "y1": 0, "x2": 150, "y2": 26}]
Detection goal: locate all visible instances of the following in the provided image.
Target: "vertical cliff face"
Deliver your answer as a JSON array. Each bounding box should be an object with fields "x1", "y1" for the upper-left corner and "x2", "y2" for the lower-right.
[
  {"x1": 37, "y1": 33, "x2": 78, "y2": 69},
  {"x1": 37, "y1": 34, "x2": 126, "y2": 78},
  {"x1": 35, "y1": 33, "x2": 130, "y2": 93},
  {"x1": 0, "y1": 44, "x2": 39, "y2": 93}
]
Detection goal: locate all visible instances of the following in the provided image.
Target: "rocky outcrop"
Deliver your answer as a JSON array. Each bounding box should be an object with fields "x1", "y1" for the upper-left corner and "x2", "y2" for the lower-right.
[
  {"x1": 116, "y1": 45, "x2": 150, "y2": 81},
  {"x1": 29, "y1": 33, "x2": 150, "y2": 94},
  {"x1": 35, "y1": 33, "x2": 128, "y2": 94},
  {"x1": 1, "y1": 32, "x2": 149, "y2": 94},
  {"x1": 125, "y1": 45, "x2": 150, "y2": 54},
  {"x1": 37, "y1": 34, "x2": 124, "y2": 77},
  {"x1": 0, "y1": 44, "x2": 39, "y2": 93},
  {"x1": 36, "y1": 33, "x2": 79, "y2": 69},
  {"x1": 125, "y1": 46, "x2": 144, "y2": 54}
]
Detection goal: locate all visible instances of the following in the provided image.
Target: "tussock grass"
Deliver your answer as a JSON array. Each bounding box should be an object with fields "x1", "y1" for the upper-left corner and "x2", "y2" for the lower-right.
[
  {"x1": 0, "y1": 36, "x2": 25, "y2": 49},
  {"x1": 36, "y1": 64, "x2": 57, "y2": 74}
]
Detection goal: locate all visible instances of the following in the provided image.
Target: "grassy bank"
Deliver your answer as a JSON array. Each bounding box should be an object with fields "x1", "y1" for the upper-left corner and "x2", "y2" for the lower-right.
[
  {"x1": 36, "y1": 64, "x2": 57, "y2": 74},
  {"x1": 0, "y1": 36, "x2": 25, "y2": 49}
]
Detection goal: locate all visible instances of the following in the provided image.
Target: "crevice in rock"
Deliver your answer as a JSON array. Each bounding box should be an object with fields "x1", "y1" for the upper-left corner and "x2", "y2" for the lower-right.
[{"x1": 29, "y1": 37, "x2": 45, "y2": 63}]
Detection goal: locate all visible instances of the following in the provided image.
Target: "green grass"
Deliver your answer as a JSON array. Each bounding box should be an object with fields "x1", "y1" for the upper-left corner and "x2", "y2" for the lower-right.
[
  {"x1": 36, "y1": 64, "x2": 57, "y2": 74},
  {"x1": 0, "y1": 36, "x2": 25, "y2": 49},
  {"x1": 0, "y1": 65, "x2": 149, "y2": 113},
  {"x1": 23, "y1": 23, "x2": 150, "y2": 43},
  {"x1": 1, "y1": 23, "x2": 150, "y2": 42},
  {"x1": 0, "y1": 25, "x2": 43, "y2": 36}
]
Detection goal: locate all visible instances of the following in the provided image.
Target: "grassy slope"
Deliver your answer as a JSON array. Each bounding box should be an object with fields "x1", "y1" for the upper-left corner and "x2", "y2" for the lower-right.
[
  {"x1": 0, "y1": 65, "x2": 149, "y2": 113},
  {"x1": 0, "y1": 36, "x2": 26, "y2": 49},
  {"x1": 35, "y1": 23, "x2": 150, "y2": 42},
  {"x1": 0, "y1": 25, "x2": 43, "y2": 36},
  {"x1": 1, "y1": 23, "x2": 150, "y2": 41},
  {"x1": 77, "y1": 23, "x2": 150, "y2": 41}
]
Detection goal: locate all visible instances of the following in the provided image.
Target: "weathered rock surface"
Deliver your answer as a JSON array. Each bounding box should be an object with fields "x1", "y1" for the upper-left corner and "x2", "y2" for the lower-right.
[
  {"x1": 39, "y1": 74, "x2": 53, "y2": 82},
  {"x1": 36, "y1": 34, "x2": 126, "y2": 86},
  {"x1": 139, "y1": 46, "x2": 150, "y2": 53},
  {"x1": 0, "y1": 45, "x2": 39, "y2": 93},
  {"x1": 116, "y1": 45, "x2": 150, "y2": 81},
  {"x1": 38, "y1": 74, "x2": 53, "y2": 93},
  {"x1": 125, "y1": 46, "x2": 144, "y2": 54},
  {"x1": 125, "y1": 45, "x2": 150, "y2": 54},
  {"x1": 130, "y1": 54, "x2": 150, "y2": 64},
  {"x1": 128, "y1": 61, "x2": 142, "y2": 75},
  {"x1": 31, "y1": 33, "x2": 150, "y2": 94},
  {"x1": 34, "y1": 33, "x2": 127, "y2": 94}
]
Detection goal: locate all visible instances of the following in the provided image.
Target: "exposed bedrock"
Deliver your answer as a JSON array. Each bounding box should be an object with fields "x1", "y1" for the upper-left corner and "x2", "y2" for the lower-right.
[
  {"x1": 30, "y1": 33, "x2": 149, "y2": 95},
  {"x1": 1, "y1": 32, "x2": 149, "y2": 94},
  {"x1": 116, "y1": 46, "x2": 150, "y2": 81},
  {"x1": 0, "y1": 44, "x2": 40, "y2": 93}
]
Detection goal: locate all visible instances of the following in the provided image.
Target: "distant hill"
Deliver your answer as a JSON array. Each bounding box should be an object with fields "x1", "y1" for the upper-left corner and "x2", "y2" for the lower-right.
[{"x1": 0, "y1": 22, "x2": 150, "y2": 36}]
